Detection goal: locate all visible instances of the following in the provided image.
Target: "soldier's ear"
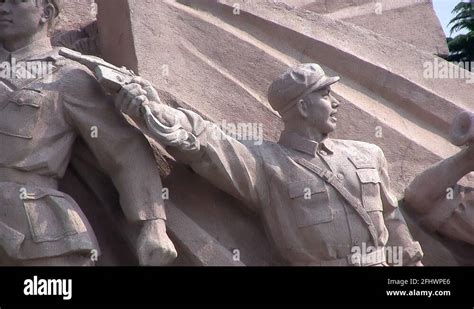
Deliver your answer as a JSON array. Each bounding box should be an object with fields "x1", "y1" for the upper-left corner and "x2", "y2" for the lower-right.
[
  {"x1": 296, "y1": 99, "x2": 309, "y2": 119},
  {"x1": 40, "y1": 2, "x2": 56, "y2": 27}
]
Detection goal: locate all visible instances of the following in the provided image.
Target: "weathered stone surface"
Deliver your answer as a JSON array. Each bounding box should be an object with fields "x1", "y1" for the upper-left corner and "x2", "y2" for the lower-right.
[
  {"x1": 286, "y1": 0, "x2": 373, "y2": 12},
  {"x1": 51, "y1": 1, "x2": 99, "y2": 54},
  {"x1": 55, "y1": 0, "x2": 96, "y2": 32},
  {"x1": 341, "y1": 1, "x2": 449, "y2": 56},
  {"x1": 285, "y1": 0, "x2": 449, "y2": 55}
]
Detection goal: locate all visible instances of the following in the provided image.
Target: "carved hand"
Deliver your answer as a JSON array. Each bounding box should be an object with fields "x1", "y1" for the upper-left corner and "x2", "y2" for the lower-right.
[
  {"x1": 130, "y1": 76, "x2": 161, "y2": 103},
  {"x1": 115, "y1": 82, "x2": 148, "y2": 124},
  {"x1": 137, "y1": 219, "x2": 178, "y2": 266}
]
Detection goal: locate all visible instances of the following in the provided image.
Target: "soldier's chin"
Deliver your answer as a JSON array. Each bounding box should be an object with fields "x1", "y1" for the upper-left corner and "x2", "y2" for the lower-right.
[
  {"x1": 0, "y1": 29, "x2": 14, "y2": 40},
  {"x1": 325, "y1": 121, "x2": 337, "y2": 133}
]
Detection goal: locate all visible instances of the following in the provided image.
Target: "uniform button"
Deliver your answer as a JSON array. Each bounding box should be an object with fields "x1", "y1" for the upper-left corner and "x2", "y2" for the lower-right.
[
  {"x1": 337, "y1": 173, "x2": 344, "y2": 181},
  {"x1": 318, "y1": 150, "x2": 327, "y2": 156}
]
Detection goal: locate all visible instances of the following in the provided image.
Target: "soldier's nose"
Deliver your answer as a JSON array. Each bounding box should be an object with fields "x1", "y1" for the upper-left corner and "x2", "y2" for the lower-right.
[
  {"x1": 0, "y1": 1, "x2": 11, "y2": 12},
  {"x1": 331, "y1": 96, "x2": 340, "y2": 108},
  {"x1": 0, "y1": 4, "x2": 11, "y2": 14}
]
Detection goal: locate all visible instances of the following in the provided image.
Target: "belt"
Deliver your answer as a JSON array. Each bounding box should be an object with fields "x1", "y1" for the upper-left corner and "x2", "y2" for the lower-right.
[
  {"x1": 0, "y1": 167, "x2": 58, "y2": 189},
  {"x1": 317, "y1": 247, "x2": 387, "y2": 267}
]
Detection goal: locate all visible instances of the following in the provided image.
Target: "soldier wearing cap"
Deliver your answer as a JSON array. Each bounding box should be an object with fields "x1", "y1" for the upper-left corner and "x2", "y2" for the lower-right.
[
  {"x1": 116, "y1": 63, "x2": 424, "y2": 266},
  {"x1": 0, "y1": 0, "x2": 177, "y2": 265}
]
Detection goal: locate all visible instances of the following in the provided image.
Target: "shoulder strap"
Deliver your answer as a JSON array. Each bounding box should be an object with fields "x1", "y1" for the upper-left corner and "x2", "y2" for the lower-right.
[
  {"x1": 0, "y1": 61, "x2": 61, "y2": 105},
  {"x1": 284, "y1": 148, "x2": 379, "y2": 247}
]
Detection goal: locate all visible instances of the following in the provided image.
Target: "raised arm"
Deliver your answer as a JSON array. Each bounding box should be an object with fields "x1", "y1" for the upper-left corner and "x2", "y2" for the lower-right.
[
  {"x1": 115, "y1": 78, "x2": 267, "y2": 213},
  {"x1": 405, "y1": 146, "x2": 474, "y2": 244},
  {"x1": 405, "y1": 147, "x2": 474, "y2": 212}
]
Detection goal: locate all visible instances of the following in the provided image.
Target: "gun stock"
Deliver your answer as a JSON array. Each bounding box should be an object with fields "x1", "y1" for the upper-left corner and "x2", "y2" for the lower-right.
[{"x1": 59, "y1": 48, "x2": 135, "y2": 95}]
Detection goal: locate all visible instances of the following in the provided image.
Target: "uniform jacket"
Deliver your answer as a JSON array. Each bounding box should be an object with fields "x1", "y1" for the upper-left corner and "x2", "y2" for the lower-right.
[
  {"x1": 149, "y1": 105, "x2": 423, "y2": 265},
  {"x1": 0, "y1": 38, "x2": 165, "y2": 260}
]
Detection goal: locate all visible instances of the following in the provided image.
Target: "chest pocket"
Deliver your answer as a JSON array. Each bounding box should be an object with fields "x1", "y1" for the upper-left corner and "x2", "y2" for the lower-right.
[
  {"x1": 22, "y1": 187, "x2": 88, "y2": 243},
  {"x1": 356, "y1": 169, "x2": 383, "y2": 212},
  {"x1": 288, "y1": 179, "x2": 333, "y2": 227},
  {"x1": 0, "y1": 88, "x2": 44, "y2": 139}
]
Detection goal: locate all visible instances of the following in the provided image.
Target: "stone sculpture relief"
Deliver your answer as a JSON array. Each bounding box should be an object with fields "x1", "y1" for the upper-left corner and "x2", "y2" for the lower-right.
[
  {"x1": 0, "y1": 0, "x2": 472, "y2": 267},
  {"x1": 114, "y1": 64, "x2": 424, "y2": 266},
  {"x1": 0, "y1": 0, "x2": 176, "y2": 266}
]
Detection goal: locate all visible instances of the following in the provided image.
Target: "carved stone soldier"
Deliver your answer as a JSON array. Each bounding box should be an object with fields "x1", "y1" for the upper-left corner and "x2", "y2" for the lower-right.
[
  {"x1": 115, "y1": 63, "x2": 423, "y2": 266},
  {"x1": 0, "y1": 0, "x2": 176, "y2": 266}
]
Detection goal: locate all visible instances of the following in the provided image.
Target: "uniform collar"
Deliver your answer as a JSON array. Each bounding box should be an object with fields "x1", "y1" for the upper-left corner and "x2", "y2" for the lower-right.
[
  {"x1": 0, "y1": 45, "x2": 8, "y2": 62},
  {"x1": 0, "y1": 37, "x2": 53, "y2": 62},
  {"x1": 279, "y1": 131, "x2": 334, "y2": 157}
]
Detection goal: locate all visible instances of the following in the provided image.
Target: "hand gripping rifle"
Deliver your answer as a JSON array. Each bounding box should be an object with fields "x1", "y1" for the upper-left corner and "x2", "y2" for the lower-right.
[{"x1": 59, "y1": 48, "x2": 200, "y2": 153}]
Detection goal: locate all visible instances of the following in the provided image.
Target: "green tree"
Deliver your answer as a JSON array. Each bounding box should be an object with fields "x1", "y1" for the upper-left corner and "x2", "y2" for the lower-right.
[{"x1": 446, "y1": 1, "x2": 474, "y2": 70}]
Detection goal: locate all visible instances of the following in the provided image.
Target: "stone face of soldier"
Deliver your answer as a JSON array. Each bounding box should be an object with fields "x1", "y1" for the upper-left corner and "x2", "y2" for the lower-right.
[
  {"x1": 0, "y1": 0, "x2": 55, "y2": 47},
  {"x1": 285, "y1": 86, "x2": 340, "y2": 137},
  {"x1": 301, "y1": 86, "x2": 340, "y2": 133}
]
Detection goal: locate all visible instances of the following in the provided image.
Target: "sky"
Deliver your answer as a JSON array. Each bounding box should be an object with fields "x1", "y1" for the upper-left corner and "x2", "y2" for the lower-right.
[{"x1": 432, "y1": 0, "x2": 469, "y2": 37}]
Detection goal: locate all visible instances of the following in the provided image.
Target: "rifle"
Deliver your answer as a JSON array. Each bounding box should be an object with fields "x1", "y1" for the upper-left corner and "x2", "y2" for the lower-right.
[
  {"x1": 58, "y1": 48, "x2": 136, "y2": 95},
  {"x1": 59, "y1": 48, "x2": 196, "y2": 152},
  {"x1": 59, "y1": 48, "x2": 173, "y2": 175},
  {"x1": 59, "y1": 48, "x2": 154, "y2": 117}
]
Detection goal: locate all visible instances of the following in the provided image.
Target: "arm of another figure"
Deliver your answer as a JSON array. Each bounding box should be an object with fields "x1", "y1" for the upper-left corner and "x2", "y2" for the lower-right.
[
  {"x1": 62, "y1": 68, "x2": 177, "y2": 266},
  {"x1": 405, "y1": 146, "x2": 474, "y2": 245}
]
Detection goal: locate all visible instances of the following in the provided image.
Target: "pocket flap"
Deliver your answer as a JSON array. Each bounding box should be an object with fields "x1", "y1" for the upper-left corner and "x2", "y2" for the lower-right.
[
  {"x1": 9, "y1": 89, "x2": 42, "y2": 108},
  {"x1": 22, "y1": 187, "x2": 65, "y2": 200},
  {"x1": 288, "y1": 180, "x2": 326, "y2": 199},
  {"x1": 349, "y1": 156, "x2": 377, "y2": 169},
  {"x1": 0, "y1": 88, "x2": 43, "y2": 139},
  {"x1": 356, "y1": 169, "x2": 381, "y2": 184},
  {"x1": 23, "y1": 192, "x2": 88, "y2": 243},
  {"x1": 0, "y1": 221, "x2": 25, "y2": 258}
]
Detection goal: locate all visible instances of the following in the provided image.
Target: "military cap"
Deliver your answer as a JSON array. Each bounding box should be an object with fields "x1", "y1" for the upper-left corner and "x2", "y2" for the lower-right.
[{"x1": 268, "y1": 63, "x2": 340, "y2": 115}]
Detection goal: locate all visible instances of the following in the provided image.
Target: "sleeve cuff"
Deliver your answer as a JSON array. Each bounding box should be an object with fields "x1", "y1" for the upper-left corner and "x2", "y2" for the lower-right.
[
  {"x1": 402, "y1": 241, "x2": 424, "y2": 265},
  {"x1": 122, "y1": 199, "x2": 167, "y2": 223}
]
